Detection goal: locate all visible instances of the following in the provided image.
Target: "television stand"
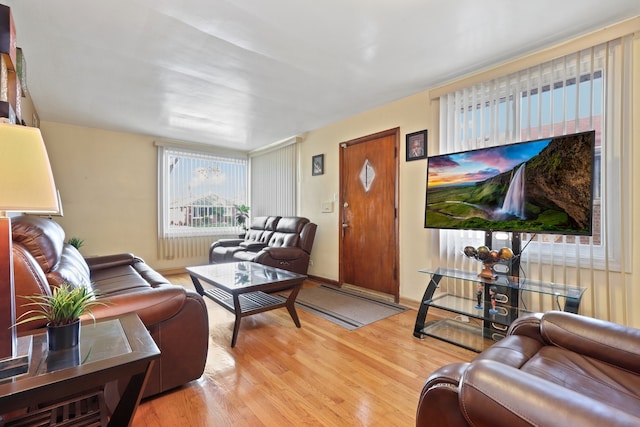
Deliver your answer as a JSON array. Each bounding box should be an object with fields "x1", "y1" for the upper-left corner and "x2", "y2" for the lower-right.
[{"x1": 413, "y1": 267, "x2": 587, "y2": 352}]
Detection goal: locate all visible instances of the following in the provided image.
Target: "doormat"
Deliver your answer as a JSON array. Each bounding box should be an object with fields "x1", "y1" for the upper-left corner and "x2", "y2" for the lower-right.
[{"x1": 282, "y1": 285, "x2": 408, "y2": 330}]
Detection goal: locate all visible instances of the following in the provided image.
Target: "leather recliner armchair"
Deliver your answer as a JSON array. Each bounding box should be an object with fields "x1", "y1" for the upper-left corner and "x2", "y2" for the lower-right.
[
  {"x1": 209, "y1": 216, "x2": 317, "y2": 275},
  {"x1": 209, "y1": 215, "x2": 281, "y2": 263},
  {"x1": 417, "y1": 311, "x2": 640, "y2": 427}
]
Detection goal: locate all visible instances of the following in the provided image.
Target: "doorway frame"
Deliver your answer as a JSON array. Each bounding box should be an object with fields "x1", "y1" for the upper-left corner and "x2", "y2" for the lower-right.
[{"x1": 338, "y1": 127, "x2": 400, "y2": 300}]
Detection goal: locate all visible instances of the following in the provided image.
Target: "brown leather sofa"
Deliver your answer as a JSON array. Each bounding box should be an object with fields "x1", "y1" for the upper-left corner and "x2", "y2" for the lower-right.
[
  {"x1": 417, "y1": 311, "x2": 640, "y2": 427},
  {"x1": 11, "y1": 215, "x2": 209, "y2": 399},
  {"x1": 209, "y1": 216, "x2": 317, "y2": 275}
]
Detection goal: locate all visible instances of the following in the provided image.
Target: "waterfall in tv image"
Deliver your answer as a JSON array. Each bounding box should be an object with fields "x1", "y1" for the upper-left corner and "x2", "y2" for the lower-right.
[
  {"x1": 500, "y1": 163, "x2": 526, "y2": 219},
  {"x1": 424, "y1": 131, "x2": 595, "y2": 235}
]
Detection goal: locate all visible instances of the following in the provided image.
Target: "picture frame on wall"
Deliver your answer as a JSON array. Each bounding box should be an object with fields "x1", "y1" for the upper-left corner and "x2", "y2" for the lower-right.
[
  {"x1": 406, "y1": 130, "x2": 428, "y2": 161},
  {"x1": 312, "y1": 154, "x2": 324, "y2": 176}
]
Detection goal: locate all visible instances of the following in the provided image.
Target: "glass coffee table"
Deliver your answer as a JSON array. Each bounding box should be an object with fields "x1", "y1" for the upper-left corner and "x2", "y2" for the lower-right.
[{"x1": 187, "y1": 262, "x2": 307, "y2": 347}]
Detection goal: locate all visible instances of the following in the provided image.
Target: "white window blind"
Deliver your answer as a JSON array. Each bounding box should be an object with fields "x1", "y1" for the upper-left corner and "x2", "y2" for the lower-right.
[
  {"x1": 437, "y1": 36, "x2": 633, "y2": 321},
  {"x1": 158, "y1": 146, "x2": 247, "y2": 238},
  {"x1": 250, "y1": 141, "x2": 298, "y2": 217}
]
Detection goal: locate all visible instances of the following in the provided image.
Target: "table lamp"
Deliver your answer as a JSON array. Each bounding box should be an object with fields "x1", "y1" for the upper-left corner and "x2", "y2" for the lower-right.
[{"x1": 0, "y1": 123, "x2": 58, "y2": 377}]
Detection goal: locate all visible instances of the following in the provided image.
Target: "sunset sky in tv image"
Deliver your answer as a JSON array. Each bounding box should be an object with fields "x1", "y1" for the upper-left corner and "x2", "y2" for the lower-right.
[{"x1": 427, "y1": 139, "x2": 551, "y2": 188}]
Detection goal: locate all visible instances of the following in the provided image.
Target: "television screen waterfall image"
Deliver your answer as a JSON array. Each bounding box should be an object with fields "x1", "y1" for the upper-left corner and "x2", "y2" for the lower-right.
[{"x1": 424, "y1": 131, "x2": 595, "y2": 235}]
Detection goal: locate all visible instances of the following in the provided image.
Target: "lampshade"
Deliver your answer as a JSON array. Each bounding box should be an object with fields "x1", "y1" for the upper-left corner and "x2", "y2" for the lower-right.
[
  {"x1": 0, "y1": 123, "x2": 58, "y2": 375},
  {"x1": 0, "y1": 123, "x2": 58, "y2": 213}
]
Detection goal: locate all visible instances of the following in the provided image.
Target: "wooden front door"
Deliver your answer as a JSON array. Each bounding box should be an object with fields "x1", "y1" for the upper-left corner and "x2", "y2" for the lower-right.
[{"x1": 339, "y1": 128, "x2": 399, "y2": 300}]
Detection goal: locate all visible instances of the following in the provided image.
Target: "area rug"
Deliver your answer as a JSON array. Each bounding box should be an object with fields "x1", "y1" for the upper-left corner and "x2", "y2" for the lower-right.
[{"x1": 282, "y1": 285, "x2": 408, "y2": 330}]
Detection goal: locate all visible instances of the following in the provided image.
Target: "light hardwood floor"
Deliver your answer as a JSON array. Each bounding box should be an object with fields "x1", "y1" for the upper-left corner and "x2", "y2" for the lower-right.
[{"x1": 132, "y1": 274, "x2": 475, "y2": 427}]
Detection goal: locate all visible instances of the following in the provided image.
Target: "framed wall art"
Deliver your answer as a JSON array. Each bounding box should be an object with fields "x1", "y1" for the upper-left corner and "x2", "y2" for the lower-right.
[
  {"x1": 312, "y1": 154, "x2": 324, "y2": 176},
  {"x1": 406, "y1": 130, "x2": 427, "y2": 161}
]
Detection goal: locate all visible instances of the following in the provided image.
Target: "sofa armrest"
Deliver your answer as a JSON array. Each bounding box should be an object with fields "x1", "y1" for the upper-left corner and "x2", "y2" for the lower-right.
[
  {"x1": 239, "y1": 241, "x2": 269, "y2": 251},
  {"x1": 211, "y1": 238, "x2": 244, "y2": 248},
  {"x1": 540, "y1": 311, "x2": 640, "y2": 373},
  {"x1": 252, "y1": 247, "x2": 311, "y2": 275},
  {"x1": 85, "y1": 253, "x2": 140, "y2": 271},
  {"x1": 260, "y1": 246, "x2": 306, "y2": 260},
  {"x1": 85, "y1": 284, "x2": 186, "y2": 326},
  {"x1": 417, "y1": 363, "x2": 469, "y2": 427},
  {"x1": 506, "y1": 312, "x2": 544, "y2": 342},
  {"x1": 460, "y1": 360, "x2": 640, "y2": 427}
]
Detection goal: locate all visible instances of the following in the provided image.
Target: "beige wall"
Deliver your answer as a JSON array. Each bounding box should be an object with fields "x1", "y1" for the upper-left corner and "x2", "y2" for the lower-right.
[
  {"x1": 41, "y1": 123, "x2": 161, "y2": 262},
  {"x1": 298, "y1": 90, "x2": 439, "y2": 304},
  {"x1": 299, "y1": 31, "x2": 640, "y2": 327},
  {"x1": 39, "y1": 27, "x2": 640, "y2": 327}
]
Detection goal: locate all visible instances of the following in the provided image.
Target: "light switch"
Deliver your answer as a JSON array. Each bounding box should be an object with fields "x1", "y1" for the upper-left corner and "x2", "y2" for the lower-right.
[{"x1": 321, "y1": 201, "x2": 333, "y2": 213}]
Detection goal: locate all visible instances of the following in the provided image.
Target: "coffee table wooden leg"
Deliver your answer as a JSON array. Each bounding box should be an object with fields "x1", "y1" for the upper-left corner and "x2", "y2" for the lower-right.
[
  {"x1": 230, "y1": 294, "x2": 242, "y2": 347},
  {"x1": 189, "y1": 275, "x2": 205, "y2": 296},
  {"x1": 285, "y1": 285, "x2": 302, "y2": 328}
]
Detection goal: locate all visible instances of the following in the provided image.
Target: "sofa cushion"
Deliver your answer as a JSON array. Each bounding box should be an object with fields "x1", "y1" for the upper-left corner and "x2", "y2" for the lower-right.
[
  {"x1": 244, "y1": 216, "x2": 280, "y2": 243},
  {"x1": 541, "y1": 310, "x2": 640, "y2": 371},
  {"x1": 473, "y1": 335, "x2": 543, "y2": 368},
  {"x1": 48, "y1": 244, "x2": 92, "y2": 288},
  {"x1": 267, "y1": 217, "x2": 309, "y2": 248},
  {"x1": 91, "y1": 265, "x2": 158, "y2": 295},
  {"x1": 518, "y1": 346, "x2": 640, "y2": 417},
  {"x1": 12, "y1": 215, "x2": 65, "y2": 274}
]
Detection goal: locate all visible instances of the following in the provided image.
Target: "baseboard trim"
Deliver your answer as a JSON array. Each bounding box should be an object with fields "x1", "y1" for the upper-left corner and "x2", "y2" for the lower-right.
[
  {"x1": 157, "y1": 267, "x2": 189, "y2": 276},
  {"x1": 306, "y1": 274, "x2": 338, "y2": 286}
]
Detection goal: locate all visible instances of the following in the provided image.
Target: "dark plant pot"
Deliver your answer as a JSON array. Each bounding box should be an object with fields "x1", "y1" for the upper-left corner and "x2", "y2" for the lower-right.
[
  {"x1": 46, "y1": 345, "x2": 81, "y2": 371},
  {"x1": 47, "y1": 320, "x2": 80, "y2": 351}
]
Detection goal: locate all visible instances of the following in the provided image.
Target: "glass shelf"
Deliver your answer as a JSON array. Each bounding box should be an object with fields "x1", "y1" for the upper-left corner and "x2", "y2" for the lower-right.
[
  {"x1": 419, "y1": 267, "x2": 587, "y2": 300},
  {"x1": 420, "y1": 318, "x2": 506, "y2": 353},
  {"x1": 414, "y1": 266, "x2": 587, "y2": 352},
  {"x1": 429, "y1": 293, "x2": 532, "y2": 324}
]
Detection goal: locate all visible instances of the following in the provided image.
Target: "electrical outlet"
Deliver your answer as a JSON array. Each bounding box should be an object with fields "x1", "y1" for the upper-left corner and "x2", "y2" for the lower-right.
[{"x1": 309, "y1": 259, "x2": 314, "y2": 267}]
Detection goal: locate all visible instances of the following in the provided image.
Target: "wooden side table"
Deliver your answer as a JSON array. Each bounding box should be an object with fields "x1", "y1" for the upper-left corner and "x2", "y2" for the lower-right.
[{"x1": 0, "y1": 313, "x2": 160, "y2": 426}]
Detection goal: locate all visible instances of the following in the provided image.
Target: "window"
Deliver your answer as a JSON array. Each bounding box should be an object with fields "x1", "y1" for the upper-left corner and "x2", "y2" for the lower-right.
[
  {"x1": 439, "y1": 38, "x2": 631, "y2": 271},
  {"x1": 158, "y1": 146, "x2": 247, "y2": 237}
]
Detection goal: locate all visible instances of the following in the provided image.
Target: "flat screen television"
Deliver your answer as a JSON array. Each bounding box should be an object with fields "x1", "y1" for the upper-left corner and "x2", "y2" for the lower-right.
[{"x1": 424, "y1": 130, "x2": 595, "y2": 235}]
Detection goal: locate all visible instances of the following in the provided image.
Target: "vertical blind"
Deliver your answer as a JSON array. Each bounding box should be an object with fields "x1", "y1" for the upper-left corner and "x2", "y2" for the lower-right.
[
  {"x1": 156, "y1": 144, "x2": 248, "y2": 260},
  {"x1": 437, "y1": 36, "x2": 633, "y2": 323},
  {"x1": 250, "y1": 141, "x2": 298, "y2": 217}
]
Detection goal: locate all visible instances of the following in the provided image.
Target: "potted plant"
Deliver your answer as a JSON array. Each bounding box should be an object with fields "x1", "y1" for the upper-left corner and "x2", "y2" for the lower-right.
[
  {"x1": 66, "y1": 237, "x2": 85, "y2": 249},
  {"x1": 234, "y1": 204, "x2": 250, "y2": 237},
  {"x1": 14, "y1": 282, "x2": 108, "y2": 351}
]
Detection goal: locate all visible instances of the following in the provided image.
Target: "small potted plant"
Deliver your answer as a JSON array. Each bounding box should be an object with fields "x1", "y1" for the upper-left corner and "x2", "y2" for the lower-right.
[
  {"x1": 14, "y1": 282, "x2": 108, "y2": 351},
  {"x1": 66, "y1": 237, "x2": 85, "y2": 250},
  {"x1": 234, "y1": 204, "x2": 250, "y2": 237}
]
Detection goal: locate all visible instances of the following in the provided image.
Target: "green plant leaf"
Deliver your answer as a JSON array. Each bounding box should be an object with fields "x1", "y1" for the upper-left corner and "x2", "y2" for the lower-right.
[{"x1": 13, "y1": 282, "x2": 109, "y2": 328}]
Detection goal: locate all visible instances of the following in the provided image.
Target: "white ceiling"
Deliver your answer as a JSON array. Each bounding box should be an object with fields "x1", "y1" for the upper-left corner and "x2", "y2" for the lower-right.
[{"x1": 4, "y1": 1, "x2": 640, "y2": 151}]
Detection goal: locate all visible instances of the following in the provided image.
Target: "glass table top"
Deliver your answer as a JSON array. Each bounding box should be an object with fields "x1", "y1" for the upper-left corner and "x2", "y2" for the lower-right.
[{"x1": 187, "y1": 261, "x2": 306, "y2": 290}]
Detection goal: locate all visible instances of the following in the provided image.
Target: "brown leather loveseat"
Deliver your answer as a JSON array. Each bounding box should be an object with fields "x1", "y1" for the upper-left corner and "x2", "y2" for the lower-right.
[
  {"x1": 417, "y1": 311, "x2": 640, "y2": 427},
  {"x1": 11, "y1": 215, "x2": 209, "y2": 399},
  {"x1": 209, "y1": 216, "x2": 317, "y2": 275}
]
